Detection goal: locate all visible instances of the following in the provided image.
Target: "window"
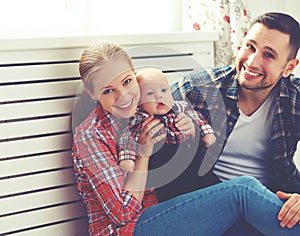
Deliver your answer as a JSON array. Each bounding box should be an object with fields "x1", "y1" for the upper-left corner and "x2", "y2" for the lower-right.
[
  {"x1": 0, "y1": 0, "x2": 86, "y2": 38},
  {"x1": 0, "y1": 0, "x2": 182, "y2": 38}
]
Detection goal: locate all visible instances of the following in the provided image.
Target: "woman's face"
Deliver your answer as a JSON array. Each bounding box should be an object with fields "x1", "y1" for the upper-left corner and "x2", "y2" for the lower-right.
[{"x1": 90, "y1": 61, "x2": 140, "y2": 118}]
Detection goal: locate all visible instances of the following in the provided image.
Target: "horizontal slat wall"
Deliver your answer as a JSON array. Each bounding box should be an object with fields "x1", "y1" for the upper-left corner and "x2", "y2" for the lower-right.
[
  {"x1": 0, "y1": 34, "x2": 217, "y2": 235},
  {"x1": 0, "y1": 151, "x2": 72, "y2": 178},
  {"x1": 0, "y1": 99, "x2": 76, "y2": 121},
  {"x1": 0, "y1": 203, "x2": 87, "y2": 235},
  {"x1": 0, "y1": 80, "x2": 80, "y2": 102},
  {"x1": 10, "y1": 219, "x2": 90, "y2": 236},
  {"x1": 1, "y1": 46, "x2": 87, "y2": 235}
]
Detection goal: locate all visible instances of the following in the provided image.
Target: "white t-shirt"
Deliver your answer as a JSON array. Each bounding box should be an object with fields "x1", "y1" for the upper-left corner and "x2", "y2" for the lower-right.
[{"x1": 214, "y1": 91, "x2": 275, "y2": 186}]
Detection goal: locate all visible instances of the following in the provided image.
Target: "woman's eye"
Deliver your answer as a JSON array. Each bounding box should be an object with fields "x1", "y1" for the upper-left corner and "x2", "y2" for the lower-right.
[
  {"x1": 103, "y1": 88, "x2": 113, "y2": 95},
  {"x1": 123, "y1": 78, "x2": 132, "y2": 86}
]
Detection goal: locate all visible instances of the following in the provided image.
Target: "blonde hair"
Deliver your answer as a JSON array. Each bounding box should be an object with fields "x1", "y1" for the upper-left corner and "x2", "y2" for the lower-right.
[
  {"x1": 136, "y1": 68, "x2": 168, "y2": 84},
  {"x1": 79, "y1": 40, "x2": 134, "y2": 92}
]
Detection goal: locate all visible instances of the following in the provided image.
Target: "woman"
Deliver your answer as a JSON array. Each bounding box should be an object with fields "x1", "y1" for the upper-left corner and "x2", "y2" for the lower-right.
[{"x1": 72, "y1": 40, "x2": 300, "y2": 235}]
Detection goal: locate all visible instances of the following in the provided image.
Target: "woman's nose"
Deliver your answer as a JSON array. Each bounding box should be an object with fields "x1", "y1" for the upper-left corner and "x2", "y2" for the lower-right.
[{"x1": 116, "y1": 87, "x2": 131, "y2": 100}]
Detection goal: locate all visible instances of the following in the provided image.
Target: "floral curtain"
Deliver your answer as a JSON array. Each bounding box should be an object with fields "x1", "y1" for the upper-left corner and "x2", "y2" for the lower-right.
[{"x1": 182, "y1": 0, "x2": 252, "y2": 67}]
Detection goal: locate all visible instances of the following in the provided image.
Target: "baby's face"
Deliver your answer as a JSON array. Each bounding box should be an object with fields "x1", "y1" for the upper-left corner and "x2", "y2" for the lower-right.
[{"x1": 139, "y1": 79, "x2": 174, "y2": 115}]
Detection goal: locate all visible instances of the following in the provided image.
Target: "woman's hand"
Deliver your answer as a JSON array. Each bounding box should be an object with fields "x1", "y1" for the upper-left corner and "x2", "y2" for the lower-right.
[
  {"x1": 125, "y1": 116, "x2": 165, "y2": 202},
  {"x1": 277, "y1": 191, "x2": 300, "y2": 228},
  {"x1": 137, "y1": 116, "x2": 166, "y2": 158},
  {"x1": 175, "y1": 113, "x2": 196, "y2": 138}
]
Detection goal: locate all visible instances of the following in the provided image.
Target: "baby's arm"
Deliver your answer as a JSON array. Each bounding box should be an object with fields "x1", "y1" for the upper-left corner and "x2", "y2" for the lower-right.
[
  {"x1": 193, "y1": 110, "x2": 216, "y2": 147},
  {"x1": 118, "y1": 115, "x2": 144, "y2": 172},
  {"x1": 118, "y1": 132, "x2": 137, "y2": 172},
  {"x1": 201, "y1": 133, "x2": 216, "y2": 148},
  {"x1": 179, "y1": 102, "x2": 216, "y2": 147},
  {"x1": 119, "y1": 159, "x2": 135, "y2": 172}
]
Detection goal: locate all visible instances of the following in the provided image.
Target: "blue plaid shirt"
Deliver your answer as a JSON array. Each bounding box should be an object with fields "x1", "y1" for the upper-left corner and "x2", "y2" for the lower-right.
[{"x1": 172, "y1": 65, "x2": 300, "y2": 193}]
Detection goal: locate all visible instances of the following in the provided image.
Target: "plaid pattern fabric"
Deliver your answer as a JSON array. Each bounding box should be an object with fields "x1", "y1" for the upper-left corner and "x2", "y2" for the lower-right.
[
  {"x1": 118, "y1": 101, "x2": 214, "y2": 163},
  {"x1": 72, "y1": 104, "x2": 158, "y2": 236},
  {"x1": 171, "y1": 65, "x2": 300, "y2": 193}
]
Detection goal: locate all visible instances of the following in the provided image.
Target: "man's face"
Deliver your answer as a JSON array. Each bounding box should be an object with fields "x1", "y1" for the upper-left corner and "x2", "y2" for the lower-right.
[{"x1": 235, "y1": 23, "x2": 297, "y2": 92}]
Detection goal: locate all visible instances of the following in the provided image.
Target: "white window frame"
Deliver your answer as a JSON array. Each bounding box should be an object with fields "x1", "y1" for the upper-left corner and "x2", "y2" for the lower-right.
[{"x1": 0, "y1": 0, "x2": 183, "y2": 38}]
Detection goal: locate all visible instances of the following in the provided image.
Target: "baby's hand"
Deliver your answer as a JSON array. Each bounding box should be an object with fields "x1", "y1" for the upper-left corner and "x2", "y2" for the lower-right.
[
  {"x1": 119, "y1": 159, "x2": 135, "y2": 172},
  {"x1": 202, "y1": 133, "x2": 216, "y2": 148},
  {"x1": 175, "y1": 113, "x2": 196, "y2": 138}
]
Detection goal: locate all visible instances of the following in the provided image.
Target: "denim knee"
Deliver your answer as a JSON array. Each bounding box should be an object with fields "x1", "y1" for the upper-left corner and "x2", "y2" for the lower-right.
[{"x1": 233, "y1": 175, "x2": 263, "y2": 188}]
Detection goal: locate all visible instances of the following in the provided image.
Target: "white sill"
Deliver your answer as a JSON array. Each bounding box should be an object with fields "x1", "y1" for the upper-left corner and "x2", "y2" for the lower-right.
[{"x1": 0, "y1": 31, "x2": 218, "y2": 51}]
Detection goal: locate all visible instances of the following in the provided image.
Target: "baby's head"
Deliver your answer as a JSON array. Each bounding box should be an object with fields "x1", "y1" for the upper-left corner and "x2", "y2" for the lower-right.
[{"x1": 136, "y1": 68, "x2": 174, "y2": 115}]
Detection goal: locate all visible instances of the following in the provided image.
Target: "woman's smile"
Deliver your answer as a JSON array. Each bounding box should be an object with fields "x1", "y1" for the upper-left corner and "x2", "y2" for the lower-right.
[{"x1": 115, "y1": 97, "x2": 135, "y2": 111}]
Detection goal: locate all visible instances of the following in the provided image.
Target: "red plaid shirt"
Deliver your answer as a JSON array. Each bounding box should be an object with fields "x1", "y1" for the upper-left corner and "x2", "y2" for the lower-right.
[
  {"x1": 119, "y1": 101, "x2": 214, "y2": 162},
  {"x1": 72, "y1": 104, "x2": 158, "y2": 235}
]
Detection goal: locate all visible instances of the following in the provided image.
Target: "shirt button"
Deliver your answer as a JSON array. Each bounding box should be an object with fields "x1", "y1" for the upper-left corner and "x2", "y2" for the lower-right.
[{"x1": 228, "y1": 122, "x2": 233, "y2": 127}]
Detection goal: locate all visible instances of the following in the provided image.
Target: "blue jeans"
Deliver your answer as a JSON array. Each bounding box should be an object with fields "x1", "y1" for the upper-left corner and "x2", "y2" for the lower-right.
[{"x1": 134, "y1": 176, "x2": 300, "y2": 236}]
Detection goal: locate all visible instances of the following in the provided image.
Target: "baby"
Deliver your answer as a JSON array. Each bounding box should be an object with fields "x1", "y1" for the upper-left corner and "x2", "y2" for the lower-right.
[{"x1": 118, "y1": 68, "x2": 216, "y2": 172}]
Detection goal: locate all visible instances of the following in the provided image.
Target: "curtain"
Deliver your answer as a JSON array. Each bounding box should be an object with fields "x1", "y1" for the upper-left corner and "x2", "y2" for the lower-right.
[{"x1": 182, "y1": 0, "x2": 252, "y2": 67}]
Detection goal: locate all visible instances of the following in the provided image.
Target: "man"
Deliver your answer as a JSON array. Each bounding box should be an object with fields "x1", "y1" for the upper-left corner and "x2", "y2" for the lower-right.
[{"x1": 172, "y1": 12, "x2": 300, "y2": 235}]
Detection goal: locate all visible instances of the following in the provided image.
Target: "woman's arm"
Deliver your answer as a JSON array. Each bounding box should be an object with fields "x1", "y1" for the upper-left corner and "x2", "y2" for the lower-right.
[
  {"x1": 125, "y1": 116, "x2": 166, "y2": 202},
  {"x1": 124, "y1": 156, "x2": 150, "y2": 202},
  {"x1": 73, "y1": 132, "x2": 142, "y2": 227}
]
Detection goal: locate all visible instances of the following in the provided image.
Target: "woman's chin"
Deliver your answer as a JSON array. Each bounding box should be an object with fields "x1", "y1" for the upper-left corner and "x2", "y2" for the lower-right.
[{"x1": 113, "y1": 107, "x2": 136, "y2": 119}]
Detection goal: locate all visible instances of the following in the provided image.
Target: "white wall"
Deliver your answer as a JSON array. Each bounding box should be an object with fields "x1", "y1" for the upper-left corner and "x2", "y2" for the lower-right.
[{"x1": 247, "y1": 0, "x2": 300, "y2": 20}]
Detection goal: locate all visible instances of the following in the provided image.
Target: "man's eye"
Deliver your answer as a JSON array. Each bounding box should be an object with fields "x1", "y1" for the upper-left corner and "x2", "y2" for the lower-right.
[
  {"x1": 246, "y1": 44, "x2": 255, "y2": 51},
  {"x1": 264, "y1": 52, "x2": 275, "y2": 59},
  {"x1": 161, "y1": 88, "x2": 167, "y2": 93},
  {"x1": 103, "y1": 89, "x2": 113, "y2": 94},
  {"x1": 123, "y1": 78, "x2": 132, "y2": 86}
]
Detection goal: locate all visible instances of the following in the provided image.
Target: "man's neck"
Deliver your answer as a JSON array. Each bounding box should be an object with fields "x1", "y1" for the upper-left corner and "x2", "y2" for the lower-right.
[{"x1": 238, "y1": 87, "x2": 273, "y2": 116}]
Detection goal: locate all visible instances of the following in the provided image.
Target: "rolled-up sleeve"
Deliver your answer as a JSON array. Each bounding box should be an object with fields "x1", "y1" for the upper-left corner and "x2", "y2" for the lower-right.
[{"x1": 73, "y1": 129, "x2": 143, "y2": 228}]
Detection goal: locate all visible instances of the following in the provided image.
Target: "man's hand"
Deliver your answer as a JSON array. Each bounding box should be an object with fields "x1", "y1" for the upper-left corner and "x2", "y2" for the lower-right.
[{"x1": 277, "y1": 191, "x2": 300, "y2": 228}]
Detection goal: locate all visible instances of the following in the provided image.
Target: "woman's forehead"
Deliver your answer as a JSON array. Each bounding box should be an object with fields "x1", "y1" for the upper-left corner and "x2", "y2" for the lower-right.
[{"x1": 92, "y1": 61, "x2": 133, "y2": 89}]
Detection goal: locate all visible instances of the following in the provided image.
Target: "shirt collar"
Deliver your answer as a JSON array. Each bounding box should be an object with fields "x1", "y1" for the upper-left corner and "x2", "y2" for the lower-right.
[
  {"x1": 223, "y1": 75, "x2": 290, "y2": 100},
  {"x1": 95, "y1": 103, "x2": 128, "y2": 133},
  {"x1": 223, "y1": 74, "x2": 239, "y2": 100},
  {"x1": 278, "y1": 76, "x2": 290, "y2": 98}
]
